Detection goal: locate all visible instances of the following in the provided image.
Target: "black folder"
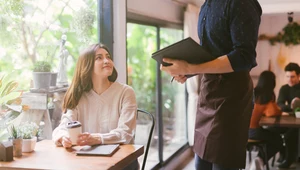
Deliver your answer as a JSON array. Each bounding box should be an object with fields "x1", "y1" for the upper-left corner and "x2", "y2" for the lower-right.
[
  {"x1": 76, "y1": 144, "x2": 119, "y2": 156},
  {"x1": 152, "y1": 37, "x2": 214, "y2": 66}
]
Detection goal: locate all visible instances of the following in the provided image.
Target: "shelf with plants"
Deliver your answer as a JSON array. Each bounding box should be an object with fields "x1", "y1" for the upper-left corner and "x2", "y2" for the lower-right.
[{"x1": 259, "y1": 13, "x2": 300, "y2": 46}]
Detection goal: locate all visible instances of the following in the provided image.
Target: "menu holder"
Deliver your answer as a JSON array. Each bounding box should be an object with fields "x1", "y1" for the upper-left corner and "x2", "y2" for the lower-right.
[
  {"x1": 151, "y1": 37, "x2": 214, "y2": 66},
  {"x1": 76, "y1": 144, "x2": 120, "y2": 156}
]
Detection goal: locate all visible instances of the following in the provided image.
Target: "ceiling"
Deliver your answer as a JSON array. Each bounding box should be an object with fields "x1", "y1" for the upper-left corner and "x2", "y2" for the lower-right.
[{"x1": 176, "y1": 0, "x2": 300, "y2": 14}]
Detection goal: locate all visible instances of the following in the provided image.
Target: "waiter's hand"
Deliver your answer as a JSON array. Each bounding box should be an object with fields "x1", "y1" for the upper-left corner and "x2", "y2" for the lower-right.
[
  {"x1": 173, "y1": 75, "x2": 187, "y2": 84},
  {"x1": 160, "y1": 58, "x2": 190, "y2": 76}
]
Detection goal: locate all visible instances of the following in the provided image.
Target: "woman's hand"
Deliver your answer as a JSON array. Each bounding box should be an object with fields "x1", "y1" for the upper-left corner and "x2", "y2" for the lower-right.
[
  {"x1": 291, "y1": 97, "x2": 300, "y2": 109},
  {"x1": 77, "y1": 132, "x2": 102, "y2": 146},
  {"x1": 61, "y1": 136, "x2": 72, "y2": 148}
]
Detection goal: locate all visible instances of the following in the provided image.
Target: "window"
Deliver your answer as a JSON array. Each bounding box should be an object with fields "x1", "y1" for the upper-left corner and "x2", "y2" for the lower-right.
[
  {"x1": 127, "y1": 23, "x2": 158, "y2": 167},
  {"x1": 0, "y1": 0, "x2": 97, "y2": 89},
  {"x1": 0, "y1": 0, "x2": 97, "y2": 141},
  {"x1": 160, "y1": 28, "x2": 187, "y2": 161},
  {"x1": 127, "y1": 22, "x2": 187, "y2": 169}
]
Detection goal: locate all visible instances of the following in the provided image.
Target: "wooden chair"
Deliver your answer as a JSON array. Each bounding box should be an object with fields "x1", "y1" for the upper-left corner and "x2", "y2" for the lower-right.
[{"x1": 246, "y1": 139, "x2": 270, "y2": 170}]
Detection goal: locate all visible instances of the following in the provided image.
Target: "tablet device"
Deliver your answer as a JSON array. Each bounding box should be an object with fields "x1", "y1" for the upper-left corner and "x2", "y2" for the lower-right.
[
  {"x1": 152, "y1": 37, "x2": 214, "y2": 66},
  {"x1": 76, "y1": 144, "x2": 120, "y2": 156}
]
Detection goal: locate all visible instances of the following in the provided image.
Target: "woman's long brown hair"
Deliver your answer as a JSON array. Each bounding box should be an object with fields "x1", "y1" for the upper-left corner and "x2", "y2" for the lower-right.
[{"x1": 62, "y1": 43, "x2": 118, "y2": 113}]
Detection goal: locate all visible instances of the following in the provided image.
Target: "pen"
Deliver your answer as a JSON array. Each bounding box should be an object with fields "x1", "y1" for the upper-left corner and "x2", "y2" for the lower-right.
[{"x1": 171, "y1": 77, "x2": 175, "y2": 82}]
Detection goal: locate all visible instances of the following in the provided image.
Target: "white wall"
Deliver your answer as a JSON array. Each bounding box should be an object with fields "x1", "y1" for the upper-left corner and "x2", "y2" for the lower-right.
[
  {"x1": 253, "y1": 13, "x2": 300, "y2": 96},
  {"x1": 113, "y1": 0, "x2": 127, "y2": 84},
  {"x1": 259, "y1": 0, "x2": 300, "y2": 14},
  {"x1": 127, "y1": 0, "x2": 184, "y2": 24}
]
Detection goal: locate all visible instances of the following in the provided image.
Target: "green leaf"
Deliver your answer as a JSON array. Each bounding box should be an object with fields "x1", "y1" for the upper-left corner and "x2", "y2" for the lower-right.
[
  {"x1": 294, "y1": 107, "x2": 300, "y2": 112},
  {"x1": 0, "y1": 91, "x2": 21, "y2": 105},
  {"x1": 1, "y1": 81, "x2": 18, "y2": 97}
]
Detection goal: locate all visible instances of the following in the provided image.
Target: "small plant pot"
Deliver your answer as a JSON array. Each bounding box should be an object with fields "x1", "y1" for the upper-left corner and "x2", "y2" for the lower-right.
[
  {"x1": 12, "y1": 138, "x2": 23, "y2": 157},
  {"x1": 295, "y1": 112, "x2": 300, "y2": 118},
  {"x1": 32, "y1": 72, "x2": 51, "y2": 89},
  {"x1": 22, "y1": 137, "x2": 37, "y2": 153},
  {"x1": 50, "y1": 72, "x2": 58, "y2": 87}
]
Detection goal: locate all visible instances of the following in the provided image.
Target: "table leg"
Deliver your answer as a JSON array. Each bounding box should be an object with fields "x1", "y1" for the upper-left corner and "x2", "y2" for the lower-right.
[{"x1": 43, "y1": 109, "x2": 53, "y2": 139}]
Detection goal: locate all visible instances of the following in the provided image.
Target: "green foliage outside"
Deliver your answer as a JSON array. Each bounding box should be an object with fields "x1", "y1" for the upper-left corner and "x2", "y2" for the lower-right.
[
  {"x1": 0, "y1": 0, "x2": 97, "y2": 90},
  {"x1": 0, "y1": 0, "x2": 97, "y2": 141},
  {"x1": 127, "y1": 24, "x2": 157, "y2": 115},
  {"x1": 0, "y1": 74, "x2": 24, "y2": 141},
  {"x1": 127, "y1": 23, "x2": 183, "y2": 119}
]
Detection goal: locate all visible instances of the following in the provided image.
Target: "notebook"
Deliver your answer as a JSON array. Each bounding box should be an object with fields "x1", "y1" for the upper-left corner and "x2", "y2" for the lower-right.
[
  {"x1": 152, "y1": 37, "x2": 214, "y2": 66},
  {"x1": 76, "y1": 144, "x2": 120, "y2": 156}
]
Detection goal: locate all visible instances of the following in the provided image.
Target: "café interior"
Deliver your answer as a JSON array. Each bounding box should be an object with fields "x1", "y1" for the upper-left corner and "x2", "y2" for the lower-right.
[{"x1": 1, "y1": 0, "x2": 300, "y2": 169}]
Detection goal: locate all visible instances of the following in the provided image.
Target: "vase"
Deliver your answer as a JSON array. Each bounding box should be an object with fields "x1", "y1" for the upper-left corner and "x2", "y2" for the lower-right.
[
  {"x1": 32, "y1": 72, "x2": 51, "y2": 89},
  {"x1": 22, "y1": 136, "x2": 37, "y2": 152},
  {"x1": 295, "y1": 112, "x2": 300, "y2": 118},
  {"x1": 12, "y1": 138, "x2": 22, "y2": 157}
]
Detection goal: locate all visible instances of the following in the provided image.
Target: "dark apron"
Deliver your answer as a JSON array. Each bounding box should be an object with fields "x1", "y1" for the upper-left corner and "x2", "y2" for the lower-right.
[{"x1": 193, "y1": 71, "x2": 253, "y2": 168}]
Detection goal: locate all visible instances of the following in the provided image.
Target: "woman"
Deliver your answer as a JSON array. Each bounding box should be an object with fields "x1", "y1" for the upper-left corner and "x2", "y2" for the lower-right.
[
  {"x1": 248, "y1": 70, "x2": 284, "y2": 170},
  {"x1": 52, "y1": 43, "x2": 138, "y2": 169}
]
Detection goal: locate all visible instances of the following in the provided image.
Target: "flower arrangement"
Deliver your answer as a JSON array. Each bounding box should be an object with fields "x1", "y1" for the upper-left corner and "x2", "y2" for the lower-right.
[
  {"x1": 18, "y1": 122, "x2": 39, "y2": 139},
  {"x1": 15, "y1": 122, "x2": 40, "y2": 153}
]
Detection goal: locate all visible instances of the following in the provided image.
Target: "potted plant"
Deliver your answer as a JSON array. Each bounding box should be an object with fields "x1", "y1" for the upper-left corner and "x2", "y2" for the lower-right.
[
  {"x1": 18, "y1": 122, "x2": 39, "y2": 152},
  {"x1": 8, "y1": 125, "x2": 22, "y2": 157},
  {"x1": 294, "y1": 107, "x2": 300, "y2": 118},
  {"x1": 32, "y1": 61, "x2": 52, "y2": 90},
  {"x1": 0, "y1": 74, "x2": 27, "y2": 142}
]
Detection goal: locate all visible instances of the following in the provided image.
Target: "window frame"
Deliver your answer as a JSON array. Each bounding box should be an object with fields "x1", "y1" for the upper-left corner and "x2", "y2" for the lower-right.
[{"x1": 126, "y1": 19, "x2": 189, "y2": 169}]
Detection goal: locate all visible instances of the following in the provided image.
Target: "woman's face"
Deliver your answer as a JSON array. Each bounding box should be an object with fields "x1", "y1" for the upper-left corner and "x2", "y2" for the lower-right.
[{"x1": 92, "y1": 48, "x2": 114, "y2": 79}]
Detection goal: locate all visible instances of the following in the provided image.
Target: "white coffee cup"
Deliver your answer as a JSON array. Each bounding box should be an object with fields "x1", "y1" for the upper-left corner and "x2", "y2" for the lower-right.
[{"x1": 66, "y1": 121, "x2": 82, "y2": 145}]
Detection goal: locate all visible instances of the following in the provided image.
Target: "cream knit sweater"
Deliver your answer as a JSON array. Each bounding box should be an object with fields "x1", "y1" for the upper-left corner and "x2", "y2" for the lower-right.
[{"x1": 52, "y1": 82, "x2": 137, "y2": 146}]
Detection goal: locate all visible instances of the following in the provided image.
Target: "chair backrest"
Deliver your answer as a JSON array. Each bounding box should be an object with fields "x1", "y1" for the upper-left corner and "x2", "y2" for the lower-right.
[{"x1": 135, "y1": 109, "x2": 155, "y2": 170}]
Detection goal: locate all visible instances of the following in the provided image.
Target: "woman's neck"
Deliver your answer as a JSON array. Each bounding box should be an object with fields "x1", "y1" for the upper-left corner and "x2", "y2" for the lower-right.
[{"x1": 92, "y1": 79, "x2": 113, "y2": 95}]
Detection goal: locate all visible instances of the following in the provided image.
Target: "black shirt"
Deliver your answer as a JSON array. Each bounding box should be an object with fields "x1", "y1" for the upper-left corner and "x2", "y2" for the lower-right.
[
  {"x1": 198, "y1": 0, "x2": 262, "y2": 71},
  {"x1": 277, "y1": 83, "x2": 300, "y2": 112}
]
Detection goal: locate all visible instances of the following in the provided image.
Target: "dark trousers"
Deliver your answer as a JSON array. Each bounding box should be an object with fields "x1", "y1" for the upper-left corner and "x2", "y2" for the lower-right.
[
  {"x1": 195, "y1": 154, "x2": 239, "y2": 170},
  {"x1": 248, "y1": 127, "x2": 283, "y2": 160}
]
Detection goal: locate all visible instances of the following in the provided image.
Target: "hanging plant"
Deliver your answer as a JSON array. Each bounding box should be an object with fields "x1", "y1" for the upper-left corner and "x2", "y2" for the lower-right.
[{"x1": 259, "y1": 22, "x2": 300, "y2": 46}]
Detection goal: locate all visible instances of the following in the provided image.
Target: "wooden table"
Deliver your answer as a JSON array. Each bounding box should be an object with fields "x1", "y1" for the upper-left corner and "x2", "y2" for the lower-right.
[
  {"x1": 259, "y1": 115, "x2": 300, "y2": 158},
  {"x1": 0, "y1": 140, "x2": 144, "y2": 170},
  {"x1": 259, "y1": 115, "x2": 300, "y2": 128}
]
